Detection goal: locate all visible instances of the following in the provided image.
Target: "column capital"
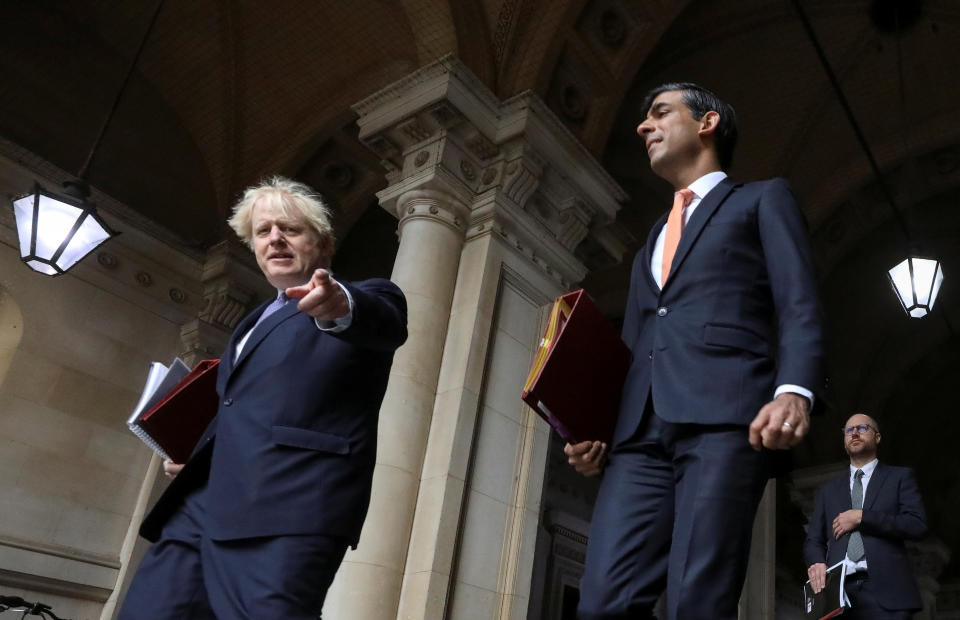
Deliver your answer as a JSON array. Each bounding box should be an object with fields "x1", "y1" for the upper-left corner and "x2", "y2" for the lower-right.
[
  {"x1": 180, "y1": 239, "x2": 271, "y2": 365},
  {"x1": 393, "y1": 189, "x2": 471, "y2": 236},
  {"x1": 353, "y1": 55, "x2": 632, "y2": 287}
]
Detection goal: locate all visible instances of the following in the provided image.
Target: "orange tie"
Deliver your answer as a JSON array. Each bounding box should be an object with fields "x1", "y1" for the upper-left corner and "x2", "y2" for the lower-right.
[{"x1": 661, "y1": 188, "x2": 695, "y2": 285}]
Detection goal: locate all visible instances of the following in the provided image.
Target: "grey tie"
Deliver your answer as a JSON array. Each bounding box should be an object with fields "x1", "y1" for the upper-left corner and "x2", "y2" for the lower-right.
[
  {"x1": 847, "y1": 469, "x2": 865, "y2": 561},
  {"x1": 253, "y1": 293, "x2": 289, "y2": 330}
]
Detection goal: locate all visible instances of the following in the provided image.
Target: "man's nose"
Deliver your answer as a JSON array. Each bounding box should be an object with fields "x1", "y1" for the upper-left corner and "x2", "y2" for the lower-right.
[
  {"x1": 637, "y1": 120, "x2": 653, "y2": 136},
  {"x1": 268, "y1": 227, "x2": 285, "y2": 243}
]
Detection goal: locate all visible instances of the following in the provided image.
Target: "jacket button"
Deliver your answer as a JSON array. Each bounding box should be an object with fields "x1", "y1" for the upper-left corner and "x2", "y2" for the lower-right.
[
  {"x1": 648, "y1": 351, "x2": 653, "y2": 360},
  {"x1": 657, "y1": 307, "x2": 668, "y2": 317},
  {"x1": 223, "y1": 398, "x2": 233, "y2": 406}
]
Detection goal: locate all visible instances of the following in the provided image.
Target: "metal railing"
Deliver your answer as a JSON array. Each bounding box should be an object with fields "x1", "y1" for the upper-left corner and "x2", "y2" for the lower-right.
[{"x1": 0, "y1": 595, "x2": 70, "y2": 620}]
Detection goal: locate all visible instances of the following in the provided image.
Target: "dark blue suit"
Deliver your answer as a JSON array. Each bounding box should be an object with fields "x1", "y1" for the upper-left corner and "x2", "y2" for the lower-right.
[
  {"x1": 803, "y1": 463, "x2": 927, "y2": 618},
  {"x1": 579, "y1": 178, "x2": 824, "y2": 619},
  {"x1": 120, "y1": 278, "x2": 407, "y2": 619}
]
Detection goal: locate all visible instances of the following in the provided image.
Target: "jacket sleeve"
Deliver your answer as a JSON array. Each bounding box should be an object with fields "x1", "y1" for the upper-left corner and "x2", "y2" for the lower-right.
[
  {"x1": 803, "y1": 485, "x2": 830, "y2": 567},
  {"x1": 860, "y1": 468, "x2": 928, "y2": 541},
  {"x1": 756, "y1": 178, "x2": 825, "y2": 400},
  {"x1": 330, "y1": 278, "x2": 408, "y2": 352}
]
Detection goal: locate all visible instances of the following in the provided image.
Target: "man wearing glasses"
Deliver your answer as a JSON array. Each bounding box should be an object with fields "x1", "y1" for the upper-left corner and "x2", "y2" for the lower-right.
[{"x1": 803, "y1": 413, "x2": 928, "y2": 619}]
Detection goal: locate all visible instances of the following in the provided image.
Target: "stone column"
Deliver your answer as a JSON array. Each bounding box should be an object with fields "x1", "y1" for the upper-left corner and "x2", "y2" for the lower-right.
[
  {"x1": 326, "y1": 56, "x2": 628, "y2": 620},
  {"x1": 324, "y1": 186, "x2": 469, "y2": 619},
  {"x1": 739, "y1": 480, "x2": 776, "y2": 619}
]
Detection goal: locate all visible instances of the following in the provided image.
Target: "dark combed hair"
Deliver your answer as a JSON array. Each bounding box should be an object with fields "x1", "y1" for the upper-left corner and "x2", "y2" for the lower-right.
[{"x1": 640, "y1": 82, "x2": 739, "y2": 170}]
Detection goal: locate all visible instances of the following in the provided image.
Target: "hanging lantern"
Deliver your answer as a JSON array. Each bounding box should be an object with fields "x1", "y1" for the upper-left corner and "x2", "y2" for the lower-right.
[
  {"x1": 11, "y1": 182, "x2": 117, "y2": 276},
  {"x1": 887, "y1": 257, "x2": 944, "y2": 318}
]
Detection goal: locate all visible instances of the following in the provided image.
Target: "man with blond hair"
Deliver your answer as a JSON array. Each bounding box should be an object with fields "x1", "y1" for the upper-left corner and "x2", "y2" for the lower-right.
[{"x1": 119, "y1": 177, "x2": 407, "y2": 619}]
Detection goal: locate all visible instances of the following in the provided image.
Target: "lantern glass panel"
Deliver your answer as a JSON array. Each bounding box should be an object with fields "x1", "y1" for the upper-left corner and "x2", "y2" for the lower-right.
[
  {"x1": 928, "y1": 263, "x2": 943, "y2": 309},
  {"x1": 58, "y1": 214, "x2": 112, "y2": 271},
  {"x1": 911, "y1": 258, "x2": 939, "y2": 306},
  {"x1": 887, "y1": 259, "x2": 913, "y2": 309},
  {"x1": 33, "y1": 193, "x2": 86, "y2": 261},
  {"x1": 25, "y1": 259, "x2": 58, "y2": 276},
  {"x1": 11, "y1": 194, "x2": 37, "y2": 259}
]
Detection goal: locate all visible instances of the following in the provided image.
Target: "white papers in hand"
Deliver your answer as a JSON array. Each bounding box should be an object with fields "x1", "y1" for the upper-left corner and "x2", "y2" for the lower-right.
[{"x1": 127, "y1": 358, "x2": 190, "y2": 424}]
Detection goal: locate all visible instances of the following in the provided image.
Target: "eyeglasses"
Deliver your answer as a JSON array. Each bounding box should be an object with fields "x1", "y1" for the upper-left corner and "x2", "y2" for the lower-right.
[{"x1": 842, "y1": 424, "x2": 877, "y2": 435}]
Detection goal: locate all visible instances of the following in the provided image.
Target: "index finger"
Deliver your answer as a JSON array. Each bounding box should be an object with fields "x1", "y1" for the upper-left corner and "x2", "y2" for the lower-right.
[
  {"x1": 286, "y1": 270, "x2": 330, "y2": 297},
  {"x1": 564, "y1": 441, "x2": 593, "y2": 456},
  {"x1": 789, "y1": 415, "x2": 810, "y2": 445},
  {"x1": 584, "y1": 441, "x2": 603, "y2": 461},
  {"x1": 748, "y1": 416, "x2": 766, "y2": 451},
  {"x1": 787, "y1": 421, "x2": 808, "y2": 446}
]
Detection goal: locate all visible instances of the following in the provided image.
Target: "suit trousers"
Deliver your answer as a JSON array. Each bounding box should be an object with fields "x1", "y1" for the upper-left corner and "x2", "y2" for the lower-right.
[
  {"x1": 118, "y1": 483, "x2": 347, "y2": 620},
  {"x1": 844, "y1": 574, "x2": 915, "y2": 620},
  {"x1": 577, "y1": 407, "x2": 769, "y2": 620}
]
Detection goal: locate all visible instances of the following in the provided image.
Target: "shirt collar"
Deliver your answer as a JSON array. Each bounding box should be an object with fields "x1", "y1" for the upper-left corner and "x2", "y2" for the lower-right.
[
  {"x1": 682, "y1": 170, "x2": 728, "y2": 201},
  {"x1": 850, "y1": 458, "x2": 878, "y2": 477}
]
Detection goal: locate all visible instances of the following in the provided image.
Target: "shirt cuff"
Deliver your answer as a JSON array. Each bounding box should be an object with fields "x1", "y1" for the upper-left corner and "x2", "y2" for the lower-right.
[
  {"x1": 774, "y1": 384, "x2": 814, "y2": 411},
  {"x1": 314, "y1": 282, "x2": 355, "y2": 333}
]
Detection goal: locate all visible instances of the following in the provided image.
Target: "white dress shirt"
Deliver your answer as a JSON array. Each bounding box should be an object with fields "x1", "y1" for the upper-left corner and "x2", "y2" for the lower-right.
[
  {"x1": 844, "y1": 458, "x2": 878, "y2": 573},
  {"x1": 649, "y1": 170, "x2": 813, "y2": 406}
]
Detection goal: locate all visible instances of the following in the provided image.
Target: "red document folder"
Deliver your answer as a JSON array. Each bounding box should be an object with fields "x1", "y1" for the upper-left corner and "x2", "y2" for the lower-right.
[
  {"x1": 134, "y1": 359, "x2": 220, "y2": 463},
  {"x1": 521, "y1": 290, "x2": 631, "y2": 444}
]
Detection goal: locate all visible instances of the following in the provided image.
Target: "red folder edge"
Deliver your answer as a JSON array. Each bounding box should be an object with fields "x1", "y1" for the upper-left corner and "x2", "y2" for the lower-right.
[{"x1": 136, "y1": 359, "x2": 220, "y2": 463}]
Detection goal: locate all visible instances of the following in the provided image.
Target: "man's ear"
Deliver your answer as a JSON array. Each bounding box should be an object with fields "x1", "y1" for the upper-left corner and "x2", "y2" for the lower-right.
[
  {"x1": 698, "y1": 110, "x2": 720, "y2": 137},
  {"x1": 875, "y1": 432, "x2": 881, "y2": 446}
]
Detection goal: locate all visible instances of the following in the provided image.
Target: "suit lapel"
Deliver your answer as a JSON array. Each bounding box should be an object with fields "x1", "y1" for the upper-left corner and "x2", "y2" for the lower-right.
[
  {"x1": 219, "y1": 301, "x2": 267, "y2": 382},
  {"x1": 863, "y1": 462, "x2": 887, "y2": 512},
  {"x1": 660, "y1": 178, "x2": 737, "y2": 294},
  {"x1": 231, "y1": 300, "x2": 300, "y2": 374},
  {"x1": 643, "y1": 213, "x2": 667, "y2": 295},
  {"x1": 836, "y1": 474, "x2": 853, "y2": 511}
]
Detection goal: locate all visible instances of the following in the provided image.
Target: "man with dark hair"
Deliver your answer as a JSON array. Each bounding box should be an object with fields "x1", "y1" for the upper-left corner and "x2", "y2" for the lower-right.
[
  {"x1": 566, "y1": 83, "x2": 824, "y2": 619},
  {"x1": 639, "y1": 81, "x2": 739, "y2": 170},
  {"x1": 804, "y1": 413, "x2": 927, "y2": 619}
]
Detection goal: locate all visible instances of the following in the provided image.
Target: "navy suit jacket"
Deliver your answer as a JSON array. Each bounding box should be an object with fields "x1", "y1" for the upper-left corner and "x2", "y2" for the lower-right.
[
  {"x1": 614, "y1": 177, "x2": 824, "y2": 445},
  {"x1": 140, "y1": 278, "x2": 407, "y2": 547},
  {"x1": 803, "y1": 462, "x2": 928, "y2": 611}
]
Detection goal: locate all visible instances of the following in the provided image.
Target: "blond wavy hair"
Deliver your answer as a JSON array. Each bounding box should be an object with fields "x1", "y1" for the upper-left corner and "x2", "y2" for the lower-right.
[{"x1": 228, "y1": 176, "x2": 335, "y2": 247}]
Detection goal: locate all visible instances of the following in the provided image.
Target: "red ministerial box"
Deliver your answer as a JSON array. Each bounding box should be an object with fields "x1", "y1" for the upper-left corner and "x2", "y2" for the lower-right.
[{"x1": 521, "y1": 290, "x2": 630, "y2": 444}]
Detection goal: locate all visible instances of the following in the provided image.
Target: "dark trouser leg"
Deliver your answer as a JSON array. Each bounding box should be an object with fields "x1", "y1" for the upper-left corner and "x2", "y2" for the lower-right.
[
  {"x1": 666, "y1": 425, "x2": 769, "y2": 620},
  {"x1": 577, "y1": 413, "x2": 676, "y2": 620},
  {"x1": 845, "y1": 577, "x2": 914, "y2": 620},
  {"x1": 202, "y1": 532, "x2": 348, "y2": 619},
  {"x1": 117, "y1": 488, "x2": 214, "y2": 620}
]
